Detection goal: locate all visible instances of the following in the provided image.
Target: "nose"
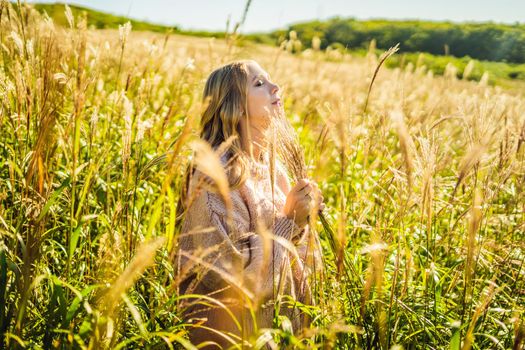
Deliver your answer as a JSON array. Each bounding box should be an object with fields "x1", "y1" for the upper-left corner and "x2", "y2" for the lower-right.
[{"x1": 271, "y1": 82, "x2": 279, "y2": 95}]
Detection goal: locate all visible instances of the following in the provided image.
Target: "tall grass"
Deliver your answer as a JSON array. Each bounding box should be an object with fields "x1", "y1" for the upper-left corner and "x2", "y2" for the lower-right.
[{"x1": 0, "y1": 2, "x2": 524, "y2": 349}]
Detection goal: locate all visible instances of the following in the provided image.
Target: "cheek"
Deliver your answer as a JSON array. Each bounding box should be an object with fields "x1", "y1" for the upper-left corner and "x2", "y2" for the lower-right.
[{"x1": 247, "y1": 90, "x2": 267, "y2": 117}]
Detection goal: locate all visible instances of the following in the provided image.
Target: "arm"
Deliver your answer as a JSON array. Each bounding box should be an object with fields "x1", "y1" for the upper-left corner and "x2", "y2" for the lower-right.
[{"x1": 179, "y1": 177, "x2": 302, "y2": 300}]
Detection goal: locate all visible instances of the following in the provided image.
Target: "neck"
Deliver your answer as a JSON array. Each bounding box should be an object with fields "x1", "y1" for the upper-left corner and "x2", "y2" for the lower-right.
[{"x1": 240, "y1": 122, "x2": 268, "y2": 162}]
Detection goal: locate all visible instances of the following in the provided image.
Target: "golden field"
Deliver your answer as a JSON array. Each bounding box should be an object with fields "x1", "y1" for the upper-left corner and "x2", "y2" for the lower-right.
[{"x1": 0, "y1": 3, "x2": 524, "y2": 349}]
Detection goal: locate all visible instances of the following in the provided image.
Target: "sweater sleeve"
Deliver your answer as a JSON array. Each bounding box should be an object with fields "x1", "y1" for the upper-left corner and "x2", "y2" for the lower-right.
[{"x1": 178, "y1": 174, "x2": 302, "y2": 299}]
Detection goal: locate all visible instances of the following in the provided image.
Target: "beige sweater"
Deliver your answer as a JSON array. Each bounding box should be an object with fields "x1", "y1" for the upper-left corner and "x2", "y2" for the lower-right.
[{"x1": 177, "y1": 153, "x2": 316, "y2": 346}]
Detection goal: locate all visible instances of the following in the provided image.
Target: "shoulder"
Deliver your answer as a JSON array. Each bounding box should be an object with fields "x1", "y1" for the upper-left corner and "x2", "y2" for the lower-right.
[
  {"x1": 185, "y1": 165, "x2": 250, "y2": 220},
  {"x1": 187, "y1": 152, "x2": 240, "y2": 193}
]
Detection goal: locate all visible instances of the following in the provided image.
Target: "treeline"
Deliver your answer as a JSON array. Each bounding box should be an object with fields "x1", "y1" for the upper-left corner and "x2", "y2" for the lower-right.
[
  {"x1": 259, "y1": 18, "x2": 525, "y2": 64},
  {"x1": 28, "y1": 4, "x2": 178, "y2": 33},
  {"x1": 27, "y1": 3, "x2": 525, "y2": 65},
  {"x1": 28, "y1": 3, "x2": 232, "y2": 38}
]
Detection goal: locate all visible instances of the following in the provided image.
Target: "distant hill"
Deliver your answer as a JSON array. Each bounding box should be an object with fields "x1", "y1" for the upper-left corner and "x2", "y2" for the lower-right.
[
  {"x1": 26, "y1": 3, "x2": 525, "y2": 64},
  {"x1": 20, "y1": 2, "x2": 525, "y2": 84},
  {"x1": 30, "y1": 3, "x2": 177, "y2": 32},
  {"x1": 255, "y1": 18, "x2": 525, "y2": 64},
  {"x1": 25, "y1": 2, "x2": 224, "y2": 38}
]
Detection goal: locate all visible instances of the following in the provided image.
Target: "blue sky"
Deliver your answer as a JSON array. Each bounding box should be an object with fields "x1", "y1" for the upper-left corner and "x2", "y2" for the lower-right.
[{"x1": 29, "y1": 0, "x2": 525, "y2": 33}]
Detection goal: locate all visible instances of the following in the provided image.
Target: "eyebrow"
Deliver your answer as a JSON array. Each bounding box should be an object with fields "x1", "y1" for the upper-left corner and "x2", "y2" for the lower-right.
[{"x1": 252, "y1": 73, "x2": 270, "y2": 82}]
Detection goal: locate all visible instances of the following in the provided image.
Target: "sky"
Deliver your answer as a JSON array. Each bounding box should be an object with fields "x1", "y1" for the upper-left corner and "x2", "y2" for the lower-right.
[{"x1": 28, "y1": 0, "x2": 525, "y2": 33}]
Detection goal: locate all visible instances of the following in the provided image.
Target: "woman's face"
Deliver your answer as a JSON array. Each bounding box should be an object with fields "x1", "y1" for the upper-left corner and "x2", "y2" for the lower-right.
[{"x1": 245, "y1": 61, "x2": 282, "y2": 129}]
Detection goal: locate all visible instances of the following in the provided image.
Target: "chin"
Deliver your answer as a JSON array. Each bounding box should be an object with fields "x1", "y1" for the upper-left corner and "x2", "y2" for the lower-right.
[{"x1": 270, "y1": 104, "x2": 283, "y2": 114}]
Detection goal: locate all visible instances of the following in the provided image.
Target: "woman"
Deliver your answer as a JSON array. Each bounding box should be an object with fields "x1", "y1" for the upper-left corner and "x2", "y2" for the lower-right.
[{"x1": 176, "y1": 60, "x2": 324, "y2": 348}]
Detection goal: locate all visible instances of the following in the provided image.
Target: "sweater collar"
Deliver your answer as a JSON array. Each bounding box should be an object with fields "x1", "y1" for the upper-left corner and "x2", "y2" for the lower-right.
[{"x1": 247, "y1": 151, "x2": 274, "y2": 179}]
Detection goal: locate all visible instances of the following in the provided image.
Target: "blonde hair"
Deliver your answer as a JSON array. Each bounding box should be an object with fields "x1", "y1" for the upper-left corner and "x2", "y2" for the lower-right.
[
  {"x1": 201, "y1": 61, "x2": 246, "y2": 147},
  {"x1": 176, "y1": 60, "x2": 253, "y2": 226},
  {"x1": 200, "y1": 60, "x2": 254, "y2": 186}
]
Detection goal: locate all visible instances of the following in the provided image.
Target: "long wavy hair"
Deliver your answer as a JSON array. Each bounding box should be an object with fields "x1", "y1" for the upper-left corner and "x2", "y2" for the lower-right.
[{"x1": 176, "y1": 60, "x2": 253, "y2": 228}]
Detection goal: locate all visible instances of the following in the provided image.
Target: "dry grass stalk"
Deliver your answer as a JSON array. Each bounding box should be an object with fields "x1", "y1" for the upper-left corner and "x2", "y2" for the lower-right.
[
  {"x1": 96, "y1": 227, "x2": 124, "y2": 284},
  {"x1": 268, "y1": 113, "x2": 335, "y2": 253},
  {"x1": 464, "y1": 188, "x2": 482, "y2": 301},
  {"x1": 269, "y1": 113, "x2": 307, "y2": 179},
  {"x1": 454, "y1": 144, "x2": 485, "y2": 197},
  {"x1": 416, "y1": 136, "x2": 437, "y2": 253},
  {"x1": 102, "y1": 237, "x2": 165, "y2": 315},
  {"x1": 462, "y1": 280, "x2": 497, "y2": 350},
  {"x1": 177, "y1": 248, "x2": 255, "y2": 302},
  {"x1": 391, "y1": 109, "x2": 415, "y2": 192},
  {"x1": 189, "y1": 135, "x2": 236, "y2": 221},
  {"x1": 514, "y1": 318, "x2": 525, "y2": 350},
  {"x1": 363, "y1": 43, "x2": 400, "y2": 114}
]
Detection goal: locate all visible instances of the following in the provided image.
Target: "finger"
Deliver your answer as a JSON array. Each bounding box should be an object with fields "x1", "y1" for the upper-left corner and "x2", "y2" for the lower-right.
[
  {"x1": 298, "y1": 198, "x2": 313, "y2": 210},
  {"x1": 303, "y1": 199, "x2": 316, "y2": 211},
  {"x1": 295, "y1": 178, "x2": 310, "y2": 191},
  {"x1": 297, "y1": 184, "x2": 313, "y2": 196},
  {"x1": 298, "y1": 195, "x2": 313, "y2": 203},
  {"x1": 311, "y1": 188, "x2": 322, "y2": 198},
  {"x1": 296, "y1": 178, "x2": 309, "y2": 186},
  {"x1": 309, "y1": 191, "x2": 323, "y2": 204}
]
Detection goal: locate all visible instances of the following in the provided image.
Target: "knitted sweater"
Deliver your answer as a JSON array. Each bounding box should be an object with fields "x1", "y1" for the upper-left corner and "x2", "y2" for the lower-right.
[{"x1": 177, "y1": 153, "x2": 316, "y2": 346}]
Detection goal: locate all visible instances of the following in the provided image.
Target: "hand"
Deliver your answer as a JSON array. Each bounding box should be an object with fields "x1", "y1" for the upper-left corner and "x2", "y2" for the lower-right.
[{"x1": 282, "y1": 178, "x2": 325, "y2": 228}]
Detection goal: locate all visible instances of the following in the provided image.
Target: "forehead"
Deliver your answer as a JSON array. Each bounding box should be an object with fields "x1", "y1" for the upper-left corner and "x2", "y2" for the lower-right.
[{"x1": 246, "y1": 61, "x2": 268, "y2": 78}]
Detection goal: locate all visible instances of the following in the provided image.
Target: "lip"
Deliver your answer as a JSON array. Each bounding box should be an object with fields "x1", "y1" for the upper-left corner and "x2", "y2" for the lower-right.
[{"x1": 271, "y1": 98, "x2": 281, "y2": 105}]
